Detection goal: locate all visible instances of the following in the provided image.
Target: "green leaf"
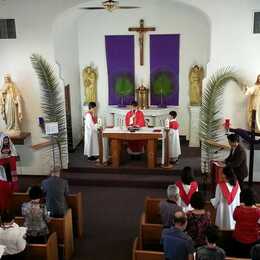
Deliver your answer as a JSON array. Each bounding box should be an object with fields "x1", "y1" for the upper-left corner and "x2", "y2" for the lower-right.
[
  {"x1": 152, "y1": 72, "x2": 173, "y2": 97},
  {"x1": 30, "y1": 53, "x2": 67, "y2": 168},
  {"x1": 114, "y1": 76, "x2": 134, "y2": 97}
]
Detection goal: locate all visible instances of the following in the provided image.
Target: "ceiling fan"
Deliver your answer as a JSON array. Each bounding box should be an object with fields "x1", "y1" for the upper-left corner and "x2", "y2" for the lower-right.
[{"x1": 81, "y1": 0, "x2": 140, "y2": 12}]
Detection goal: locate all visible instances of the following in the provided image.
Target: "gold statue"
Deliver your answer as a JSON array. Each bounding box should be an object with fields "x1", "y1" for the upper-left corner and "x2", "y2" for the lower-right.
[
  {"x1": 0, "y1": 74, "x2": 23, "y2": 136},
  {"x1": 82, "y1": 66, "x2": 97, "y2": 104},
  {"x1": 189, "y1": 65, "x2": 204, "y2": 106},
  {"x1": 136, "y1": 83, "x2": 149, "y2": 109},
  {"x1": 245, "y1": 74, "x2": 260, "y2": 131}
]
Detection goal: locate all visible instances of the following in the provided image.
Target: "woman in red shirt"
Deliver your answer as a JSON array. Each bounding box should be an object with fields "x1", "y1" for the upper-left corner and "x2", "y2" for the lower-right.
[{"x1": 233, "y1": 188, "x2": 260, "y2": 257}]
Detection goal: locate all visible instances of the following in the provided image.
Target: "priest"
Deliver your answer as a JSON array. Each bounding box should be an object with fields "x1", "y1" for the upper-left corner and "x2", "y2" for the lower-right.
[
  {"x1": 125, "y1": 101, "x2": 145, "y2": 157},
  {"x1": 84, "y1": 102, "x2": 99, "y2": 160}
]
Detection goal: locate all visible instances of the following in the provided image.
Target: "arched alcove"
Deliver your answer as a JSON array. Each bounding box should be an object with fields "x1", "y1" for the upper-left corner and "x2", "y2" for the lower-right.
[{"x1": 52, "y1": 0, "x2": 211, "y2": 156}]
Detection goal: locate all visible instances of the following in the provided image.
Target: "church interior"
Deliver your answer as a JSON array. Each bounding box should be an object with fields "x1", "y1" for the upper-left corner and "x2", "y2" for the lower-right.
[{"x1": 1, "y1": 0, "x2": 260, "y2": 259}]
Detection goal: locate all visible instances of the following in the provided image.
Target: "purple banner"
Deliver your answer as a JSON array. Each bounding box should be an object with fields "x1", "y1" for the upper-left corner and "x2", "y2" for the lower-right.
[
  {"x1": 105, "y1": 35, "x2": 135, "y2": 105},
  {"x1": 150, "y1": 34, "x2": 180, "y2": 106}
]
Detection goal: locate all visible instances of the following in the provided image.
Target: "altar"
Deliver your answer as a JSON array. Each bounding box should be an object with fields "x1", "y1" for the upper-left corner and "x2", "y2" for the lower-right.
[{"x1": 107, "y1": 106, "x2": 178, "y2": 127}]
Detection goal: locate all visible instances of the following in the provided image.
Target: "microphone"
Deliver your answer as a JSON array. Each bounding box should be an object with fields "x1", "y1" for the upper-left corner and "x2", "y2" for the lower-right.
[{"x1": 214, "y1": 147, "x2": 224, "y2": 154}]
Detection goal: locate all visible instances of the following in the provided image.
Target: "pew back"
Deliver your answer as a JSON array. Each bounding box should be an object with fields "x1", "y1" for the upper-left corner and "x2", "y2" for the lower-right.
[{"x1": 26, "y1": 232, "x2": 59, "y2": 260}]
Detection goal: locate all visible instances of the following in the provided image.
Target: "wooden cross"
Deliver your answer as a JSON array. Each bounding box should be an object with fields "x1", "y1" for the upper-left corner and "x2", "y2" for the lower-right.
[{"x1": 128, "y1": 19, "x2": 156, "y2": 66}]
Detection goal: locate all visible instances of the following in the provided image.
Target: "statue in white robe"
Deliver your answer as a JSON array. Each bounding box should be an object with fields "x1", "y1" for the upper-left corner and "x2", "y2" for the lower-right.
[
  {"x1": 245, "y1": 74, "x2": 260, "y2": 131},
  {"x1": 0, "y1": 74, "x2": 22, "y2": 136},
  {"x1": 210, "y1": 182, "x2": 240, "y2": 230},
  {"x1": 83, "y1": 102, "x2": 99, "y2": 158}
]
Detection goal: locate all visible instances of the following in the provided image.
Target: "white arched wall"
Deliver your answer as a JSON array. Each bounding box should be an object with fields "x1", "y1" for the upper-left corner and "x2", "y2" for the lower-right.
[{"x1": 52, "y1": 0, "x2": 209, "y2": 139}]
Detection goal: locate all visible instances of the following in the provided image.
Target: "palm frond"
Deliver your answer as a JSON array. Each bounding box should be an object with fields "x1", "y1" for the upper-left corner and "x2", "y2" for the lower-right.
[
  {"x1": 30, "y1": 53, "x2": 67, "y2": 168},
  {"x1": 200, "y1": 67, "x2": 242, "y2": 170}
]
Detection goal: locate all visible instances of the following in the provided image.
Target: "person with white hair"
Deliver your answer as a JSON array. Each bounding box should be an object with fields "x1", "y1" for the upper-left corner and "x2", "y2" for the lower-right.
[{"x1": 159, "y1": 184, "x2": 182, "y2": 228}]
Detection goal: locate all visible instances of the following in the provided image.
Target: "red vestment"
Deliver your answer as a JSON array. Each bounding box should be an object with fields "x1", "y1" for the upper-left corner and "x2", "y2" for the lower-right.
[
  {"x1": 125, "y1": 110, "x2": 145, "y2": 153},
  {"x1": 176, "y1": 180, "x2": 198, "y2": 205},
  {"x1": 169, "y1": 120, "x2": 179, "y2": 130},
  {"x1": 219, "y1": 181, "x2": 239, "y2": 205}
]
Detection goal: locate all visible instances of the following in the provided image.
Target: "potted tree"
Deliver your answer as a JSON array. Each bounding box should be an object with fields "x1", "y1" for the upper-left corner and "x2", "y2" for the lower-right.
[
  {"x1": 114, "y1": 75, "x2": 134, "y2": 107},
  {"x1": 152, "y1": 72, "x2": 173, "y2": 108}
]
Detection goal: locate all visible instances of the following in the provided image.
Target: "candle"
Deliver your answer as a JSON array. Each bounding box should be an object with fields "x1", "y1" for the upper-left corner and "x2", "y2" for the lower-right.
[{"x1": 165, "y1": 118, "x2": 170, "y2": 128}]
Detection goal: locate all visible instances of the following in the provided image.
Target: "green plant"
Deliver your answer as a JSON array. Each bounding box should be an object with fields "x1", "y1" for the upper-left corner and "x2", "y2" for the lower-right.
[
  {"x1": 152, "y1": 72, "x2": 173, "y2": 97},
  {"x1": 114, "y1": 75, "x2": 134, "y2": 106},
  {"x1": 200, "y1": 67, "x2": 242, "y2": 170},
  {"x1": 31, "y1": 53, "x2": 67, "y2": 169},
  {"x1": 114, "y1": 76, "x2": 134, "y2": 97}
]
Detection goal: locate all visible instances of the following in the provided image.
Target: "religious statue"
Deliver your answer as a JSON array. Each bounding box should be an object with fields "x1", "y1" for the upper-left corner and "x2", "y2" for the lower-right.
[
  {"x1": 245, "y1": 74, "x2": 260, "y2": 131},
  {"x1": 136, "y1": 83, "x2": 149, "y2": 109},
  {"x1": 189, "y1": 65, "x2": 204, "y2": 106},
  {"x1": 0, "y1": 74, "x2": 23, "y2": 136},
  {"x1": 82, "y1": 66, "x2": 97, "y2": 104}
]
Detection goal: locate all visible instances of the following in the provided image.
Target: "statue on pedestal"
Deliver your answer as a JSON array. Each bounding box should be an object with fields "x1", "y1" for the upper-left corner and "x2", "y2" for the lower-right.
[
  {"x1": 189, "y1": 65, "x2": 204, "y2": 106},
  {"x1": 82, "y1": 66, "x2": 97, "y2": 105},
  {"x1": 0, "y1": 74, "x2": 23, "y2": 137},
  {"x1": 136, "y1": 83, "x2": 149, "y2": 109}
]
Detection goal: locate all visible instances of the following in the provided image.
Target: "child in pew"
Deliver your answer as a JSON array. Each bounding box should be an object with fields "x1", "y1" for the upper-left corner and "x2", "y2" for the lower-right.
[
  {"x1": 0, "y1": 210, "x2": 27, "y2": 260},
  {"x1": 22, "y1": 186, "x2": 50, "y2": 244},
  {"x1": 168, "y1": 111, "x2": 181, "y2": 163},
  {"x1": 176, "y1": 166, "x2": 198, "y2": 212},
  {"x1": 195, "y1": 224, "x2": 226, "y2": 260}
]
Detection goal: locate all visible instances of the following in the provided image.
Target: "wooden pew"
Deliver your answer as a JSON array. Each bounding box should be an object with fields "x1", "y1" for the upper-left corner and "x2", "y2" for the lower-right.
[
  {"x1": 11, "y1": 192, "x2": 84, "y2": 238},
  {"x1": 132, "y1": 237, "x2": 165, "y2": 260},
  {"x1": 26, "y1": 232, "x2": 59, "y2": 260},
  {"x1": 15, "y1": 209, "x2": 74, "y2": 260}
]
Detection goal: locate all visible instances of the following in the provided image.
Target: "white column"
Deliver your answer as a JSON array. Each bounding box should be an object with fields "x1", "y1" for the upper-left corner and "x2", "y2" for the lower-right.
[{"x1": 188, "y1": 106, "x2": 200, "y2": 147}]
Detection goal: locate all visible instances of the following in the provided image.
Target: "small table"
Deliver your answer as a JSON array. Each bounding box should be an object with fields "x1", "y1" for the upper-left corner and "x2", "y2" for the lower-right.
[{"x1": 102, "y1": 128, "x2": 163, "y2": 169}]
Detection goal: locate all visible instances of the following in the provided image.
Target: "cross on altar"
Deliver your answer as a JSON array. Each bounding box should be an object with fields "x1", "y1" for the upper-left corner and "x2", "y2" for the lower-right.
[{"x1": 128, "y1": 19, "x2": 156, "y2": 66}]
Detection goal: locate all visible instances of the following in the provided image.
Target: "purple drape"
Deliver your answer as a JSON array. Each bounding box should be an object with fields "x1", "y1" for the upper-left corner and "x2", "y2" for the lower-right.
[
  {"x1": 105, "y1": 35, "x2": 135, "y2": 105},
  {"x1": 150, "y1": 34, "x2": 180, "y2": 106}
]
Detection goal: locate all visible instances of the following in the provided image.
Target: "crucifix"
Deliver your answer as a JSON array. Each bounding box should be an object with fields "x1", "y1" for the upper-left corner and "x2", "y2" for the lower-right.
[{"x1": 128, "y1": 19, "x2": 156, "y2": 66}]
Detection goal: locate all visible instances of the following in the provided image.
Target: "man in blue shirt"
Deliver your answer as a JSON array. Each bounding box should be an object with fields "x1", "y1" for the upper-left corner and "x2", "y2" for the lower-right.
[{"x1": 161, "y1": 211, "x2": 194, "y2": 260}]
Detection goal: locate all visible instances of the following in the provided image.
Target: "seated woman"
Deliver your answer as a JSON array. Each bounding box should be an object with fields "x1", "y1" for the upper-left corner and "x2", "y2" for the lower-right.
[
  {"x1": 186, "y1": 191, "x2": 211, "y2": 247},
  {"x1": 176, "y1": 166, "x2": 198, "y2": 212},
  {"x1": 232, "y1": 188, "x2": 260, "y2": 258},
  {"x1": 22, "y1": 186, "x2": 49, "y2": 243},
  {"x1": 210, "y1": 166, "x2": 240, "y2": 230},
  {"x1": 0, "y1": 211, "x2": 27, "y2": 260}
]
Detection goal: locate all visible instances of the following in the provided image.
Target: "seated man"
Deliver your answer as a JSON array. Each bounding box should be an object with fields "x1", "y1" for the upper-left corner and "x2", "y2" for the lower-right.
[
  {"x1": 196, "y1": 224, "x2": 225, "y2": 260},
  {"x1": 161, "y1": 211, "x2": 194, "y2": 260},
  {"x1": 0, "y1": 211, "x2": 27, "y2": 260},
  {"x1": 125, "y1": 101, "x2": 145, "y2": 157},
  {"x1": 41, "y1": 167, "x2": 69, "y2": 218},
  {"x1": 159, "y1": 184, "x2": 182, "y2": 228}
]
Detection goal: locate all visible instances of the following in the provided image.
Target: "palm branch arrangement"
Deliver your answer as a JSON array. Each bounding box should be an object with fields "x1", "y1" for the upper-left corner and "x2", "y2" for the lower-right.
[
  {"x1": 114, "y1": 75, "x2": 134, "y2": 106},
  {"x1": 31, "y1": 53, "x2": 67, "y2": 169},
  {"x1": 152, "y1": 72, "x2": 173, "y2": 107},
  {"x1": 200, "y1": 67, "x2": 242, "y2": 172}
]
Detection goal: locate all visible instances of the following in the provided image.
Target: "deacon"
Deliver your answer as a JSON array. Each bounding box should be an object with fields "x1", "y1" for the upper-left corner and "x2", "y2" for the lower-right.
[
  {"x1": 125, "y1": 101, "x2": 145, "y2": 157},
  {"x1": 84, "y1": 102, "x2": 99, "y2": 160},
  {"x1": 225, "y1": 134, "x2": 248, "y2": 187}
]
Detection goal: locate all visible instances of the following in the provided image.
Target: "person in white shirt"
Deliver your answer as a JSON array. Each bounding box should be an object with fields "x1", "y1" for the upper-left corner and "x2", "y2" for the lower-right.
[
  {"x1": 84, "y1": 102, "x2": 99, "y2": 160},
  {"x1": 0, "y1": 211, "x2": 27, "y2": 259},
  {"x1": 210, "y1": 166, "x2": 240, "y2": 230}
]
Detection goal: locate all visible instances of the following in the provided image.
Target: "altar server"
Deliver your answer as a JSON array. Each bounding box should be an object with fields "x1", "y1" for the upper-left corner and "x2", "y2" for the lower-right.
[
  {"x1": 84, "y1": 102, "x2": 99, "y2": 160},
  {"x1": 210, "y1": 166, "x2": 240, "y2": 230},
  {"x1": 176, "y1": 166, "x2": 198, "y2": 212},
  {"x1": 125, "y1": 101, "x2": 145, "y2": 155},
  {"x1": 168, "y1": 111, "x2": 181, "y2": 162}
]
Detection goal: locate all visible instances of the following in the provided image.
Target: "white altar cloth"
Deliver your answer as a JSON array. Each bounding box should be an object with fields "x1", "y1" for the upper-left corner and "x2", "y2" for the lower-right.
[{"x1": 102, "y1": 127, "x2": 166, "y2": 165}]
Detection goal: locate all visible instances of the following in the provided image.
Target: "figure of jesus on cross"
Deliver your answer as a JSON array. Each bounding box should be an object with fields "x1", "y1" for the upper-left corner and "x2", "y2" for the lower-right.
[{"x1": 129, "y1": 19, "x2": 156, "y2": 66}]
